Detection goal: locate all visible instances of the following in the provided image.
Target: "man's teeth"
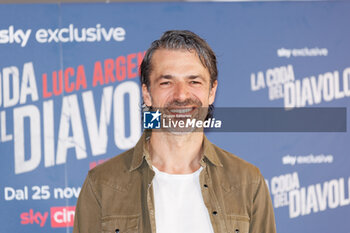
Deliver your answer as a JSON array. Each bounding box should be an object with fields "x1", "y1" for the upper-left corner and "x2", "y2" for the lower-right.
[{"x1": 169, "y1": 108, "x2": 192, "y2": 113}]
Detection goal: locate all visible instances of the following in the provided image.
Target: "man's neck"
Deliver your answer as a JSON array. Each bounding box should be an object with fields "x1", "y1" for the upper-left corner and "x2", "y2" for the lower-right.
[{"x1": 149, "y1": 131, "x2": 204, "y2": 174}]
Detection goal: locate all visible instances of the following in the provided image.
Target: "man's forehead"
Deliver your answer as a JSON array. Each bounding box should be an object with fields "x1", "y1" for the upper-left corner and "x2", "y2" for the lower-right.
[
  {"x1": 150, "y1": 48, "x2": 209, "y2": 74},
  {"x1": 151, "y1": 48, "x2": 198, "y2": 60}
]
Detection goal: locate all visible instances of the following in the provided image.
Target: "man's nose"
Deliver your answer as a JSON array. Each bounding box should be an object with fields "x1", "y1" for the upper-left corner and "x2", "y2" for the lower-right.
[{"x1": 173, "y1": 82, "x2": 190, "y2": 101}]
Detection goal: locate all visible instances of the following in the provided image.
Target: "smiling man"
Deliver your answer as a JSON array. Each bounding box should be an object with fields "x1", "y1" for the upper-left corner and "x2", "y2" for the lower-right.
[{"x1": 73, "y1": 30, "x2": 276, "y2": 233}]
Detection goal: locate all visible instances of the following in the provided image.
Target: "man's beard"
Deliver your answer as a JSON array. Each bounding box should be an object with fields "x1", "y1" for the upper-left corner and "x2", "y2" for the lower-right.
[{"x1": 158, "y1": 97, "x2": 208, "y2": 134}]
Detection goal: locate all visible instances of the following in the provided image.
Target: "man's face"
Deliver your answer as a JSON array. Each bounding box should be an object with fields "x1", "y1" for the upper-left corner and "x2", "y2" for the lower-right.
[{"x1": 142, "y1": 49, "x2": 217, "y2": 118}]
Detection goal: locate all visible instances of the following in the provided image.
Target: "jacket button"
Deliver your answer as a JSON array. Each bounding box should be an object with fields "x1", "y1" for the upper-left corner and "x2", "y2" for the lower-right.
[
  {"x1": 212, "y1": 211, "x2": 218, "y2": 215},
  {"x1": 204, "y1": 184, "x2": 208, "y2": 188}
]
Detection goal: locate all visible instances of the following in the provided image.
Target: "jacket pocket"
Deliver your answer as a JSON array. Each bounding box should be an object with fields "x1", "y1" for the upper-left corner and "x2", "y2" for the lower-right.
[
  {"x1": 101, "y1": 215, "x2": 139, "y2": 233},
  {"x1": 226, "y1": 215, "x2": 250, "y2": 233}
]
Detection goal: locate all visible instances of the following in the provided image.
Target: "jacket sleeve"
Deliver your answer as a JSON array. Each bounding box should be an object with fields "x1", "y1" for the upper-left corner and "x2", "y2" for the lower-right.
[
  {"x1": 73, "y1": 173, "x2": 102, "y2": 233},
  {"x1": 249, "y1": 172, "x2": 276, "y2": 233}
]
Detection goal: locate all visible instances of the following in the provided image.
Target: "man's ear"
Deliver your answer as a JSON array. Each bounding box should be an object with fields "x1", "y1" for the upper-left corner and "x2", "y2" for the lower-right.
[
  {"x1": 209, "y1": 80, "x2": 218, "y2": 105},
  {"x1": 142, "y1": 84, "x2": 152, "y2": 107}
]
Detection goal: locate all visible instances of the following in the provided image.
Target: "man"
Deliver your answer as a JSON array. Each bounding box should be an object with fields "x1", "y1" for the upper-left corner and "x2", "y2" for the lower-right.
[{"x1": 73, "y1": 30, "x2": 276, "y2": 233}]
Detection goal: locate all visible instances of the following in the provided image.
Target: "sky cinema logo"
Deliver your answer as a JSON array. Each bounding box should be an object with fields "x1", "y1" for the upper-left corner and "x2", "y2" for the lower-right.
[{"x1": 20, "y1": 206, "x2": 75, "y2": 228}]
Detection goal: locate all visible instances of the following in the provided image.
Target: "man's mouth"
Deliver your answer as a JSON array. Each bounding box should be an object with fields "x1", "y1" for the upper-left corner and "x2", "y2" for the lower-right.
[{"x1": 168, "y1": 108, "x2": 194, "y2": 114}]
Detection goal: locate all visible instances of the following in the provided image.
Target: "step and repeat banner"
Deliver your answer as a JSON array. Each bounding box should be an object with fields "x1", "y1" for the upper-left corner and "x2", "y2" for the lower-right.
[{"x1": 0, "y1": 2, "x2": 349, "y2": 233}]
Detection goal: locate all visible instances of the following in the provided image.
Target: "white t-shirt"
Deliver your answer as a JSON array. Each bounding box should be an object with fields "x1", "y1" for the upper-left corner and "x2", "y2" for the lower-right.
[{"x1": 152, "y1": 166, "x2": 215, "y2": 233}]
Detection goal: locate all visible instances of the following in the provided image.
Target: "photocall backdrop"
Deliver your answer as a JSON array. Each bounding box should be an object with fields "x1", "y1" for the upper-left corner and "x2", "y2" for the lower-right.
[{"x1": 0, "y1": 2, "x2": 349, "y2": 233}]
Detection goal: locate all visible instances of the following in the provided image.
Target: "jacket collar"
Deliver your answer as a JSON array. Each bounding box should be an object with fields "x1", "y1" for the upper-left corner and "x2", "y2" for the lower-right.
[
  {"x1": 202, "y1": 135, "x2": 223, "y2": 167},
  {"x1": 129, "y1": 131, "x2": 149, "y2": 171},
  {"x1": 129, "y1": 131, "x2": 223, "y2": 171}
]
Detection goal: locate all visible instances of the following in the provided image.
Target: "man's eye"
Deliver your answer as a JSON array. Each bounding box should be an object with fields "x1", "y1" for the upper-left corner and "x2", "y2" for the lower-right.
[
  {"x1": 190, "y1": 81, "x2": 201, "y2": 85},
  {"x1": 160, "y1": 82, "x2": 170, "y2": 85}
]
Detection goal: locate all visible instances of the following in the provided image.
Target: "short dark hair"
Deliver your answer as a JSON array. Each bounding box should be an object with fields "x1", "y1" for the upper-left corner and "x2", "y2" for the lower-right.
[{"x1": 140, "y1": 30, "x2": 218, "y2": 89}]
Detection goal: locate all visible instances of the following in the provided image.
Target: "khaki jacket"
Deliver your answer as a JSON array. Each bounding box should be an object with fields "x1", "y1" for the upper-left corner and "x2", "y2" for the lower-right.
[{"x1": 73, "y1": 133, "x2": 276, "y2": 233}]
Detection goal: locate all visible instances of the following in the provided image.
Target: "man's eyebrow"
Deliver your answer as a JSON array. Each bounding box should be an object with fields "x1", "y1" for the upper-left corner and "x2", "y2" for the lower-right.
[
  {"x1": 188, "y1": 75, "x2": 201, "y2": 79},
  {"x1": 154, "y1": 75, "x2": 173, "y2": 83},
  {"x1": 154, "y1": 74, "x2": 205, "y2": 82},
  {"x1": 187, "y1": 75, "x2": 205, "y2": 81}
]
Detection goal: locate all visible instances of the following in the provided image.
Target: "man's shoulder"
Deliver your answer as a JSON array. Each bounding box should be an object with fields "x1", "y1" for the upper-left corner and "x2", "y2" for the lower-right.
[
  {"x1": 87, "y1": 148, "x2": 136, "y2": 189},
  {"x1": 211, "y1": 143, "x2": 263, "y2": 184}
]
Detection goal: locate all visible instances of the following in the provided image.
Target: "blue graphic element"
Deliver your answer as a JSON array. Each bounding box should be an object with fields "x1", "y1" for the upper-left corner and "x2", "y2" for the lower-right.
[
  {"x1": 1, "y1": 2, "x2": 350, "y2": 233},
  {"x1": 144, "y1": 110, "x2": 161, "y2": 129}
]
